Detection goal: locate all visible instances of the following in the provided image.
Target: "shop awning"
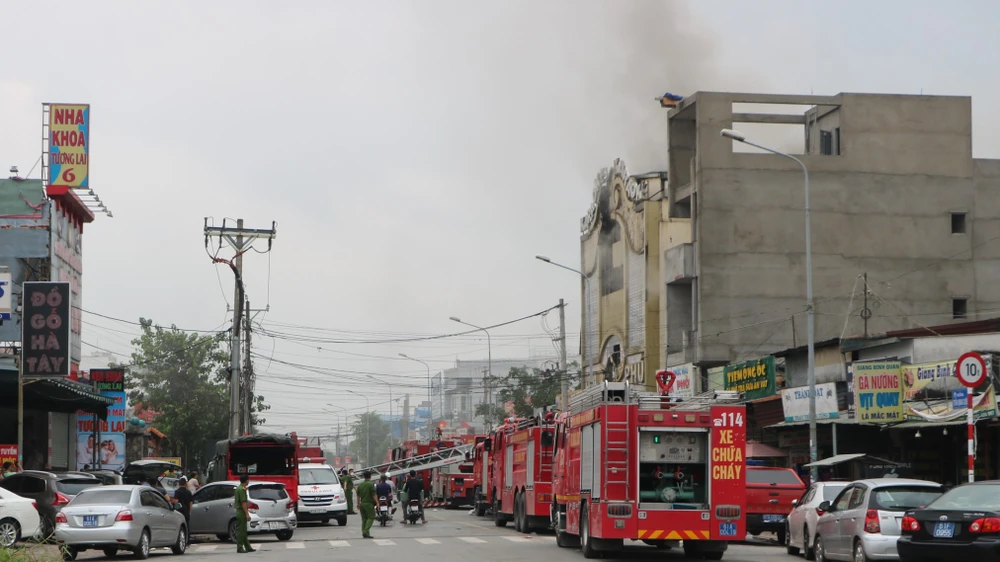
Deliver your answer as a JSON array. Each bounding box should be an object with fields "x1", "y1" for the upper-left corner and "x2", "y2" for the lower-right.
[
  {"x1": 0, "y1": 370, "x2": 113, "y2": 418},
  {"x1": 803, "y1": 453, "x2": 867, "y2": 468},
  {"x1": 747, "y1": 442, "x2": 787, "y2": 458},
  {"x1": 767, "y1": 416, "x2": 856, "y2": 429},
  {"x1": 887, "y1": 419, "x2": 968, "y2": 430}
]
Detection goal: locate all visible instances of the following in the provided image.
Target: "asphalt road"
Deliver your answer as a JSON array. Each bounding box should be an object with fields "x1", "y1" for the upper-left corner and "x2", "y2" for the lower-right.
[{"x1": 68, "y1": 508, "x2": 787, "y2": 562}]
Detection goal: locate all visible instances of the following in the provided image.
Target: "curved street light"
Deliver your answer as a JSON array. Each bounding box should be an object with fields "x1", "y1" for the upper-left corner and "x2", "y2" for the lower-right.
[
  {"x1": 536, "y1": 255, "x2": 591, "y2": 392},
  {"x1": 450, "y1": 316, "x2": 494, "y2": 431},
  {"x1": 343, "y1": 390, "x2": 371, "y2": 465}
]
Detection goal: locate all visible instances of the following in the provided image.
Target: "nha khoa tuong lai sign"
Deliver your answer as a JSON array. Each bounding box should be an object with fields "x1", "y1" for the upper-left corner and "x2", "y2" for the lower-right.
[{"x1": 723, "y1": 356, "x2": 776, "y2": 400}]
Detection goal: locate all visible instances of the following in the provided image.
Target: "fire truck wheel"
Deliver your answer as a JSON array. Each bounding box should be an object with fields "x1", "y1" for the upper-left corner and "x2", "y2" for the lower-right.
[
  {"x1": 703, "y1": 553, "x2": 724, "y2": 561},
  {"x1": 514, "y1": 493, "x2": 524, "y2": 532},
  {"x1": 475, "y1": 503, "x2": 487, "y2": 517},
  {"x1": 580, "y1": 504, "x2": 599, "y2": 559},
  {"x1": 493, "y1": 500, "x2": 507, "y2": 527}
]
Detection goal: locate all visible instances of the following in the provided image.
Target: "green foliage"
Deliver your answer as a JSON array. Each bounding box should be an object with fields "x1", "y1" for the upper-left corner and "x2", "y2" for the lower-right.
[
  {"x1": 0, "y1": 544, "x2": 62, "y2": 562},
  {"x1": 472, "y1": 403, "x2": 506, "y2": 427},
  {"x1": 123, "y1": 318, "x2": 268, "y2": 467},
  {"x1": 348, "y1": 411, "x2": 393, "y2": 466},
  {"x1": 493, "y1": 365, "x2": 577, "y2": 417}
]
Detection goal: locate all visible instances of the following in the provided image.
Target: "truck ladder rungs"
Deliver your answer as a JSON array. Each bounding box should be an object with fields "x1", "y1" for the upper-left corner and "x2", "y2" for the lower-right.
[{"x1": 355, "y1": 443, "x2": 474, "y2": 477}]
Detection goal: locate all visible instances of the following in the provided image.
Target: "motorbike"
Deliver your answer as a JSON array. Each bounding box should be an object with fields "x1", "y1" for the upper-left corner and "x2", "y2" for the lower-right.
[
  {"x1": 405, "y1": 498, "x2": 422, "y2": 524},
  {"x1": 377, "y1": 496, "x2": 390, "y2": 526}
]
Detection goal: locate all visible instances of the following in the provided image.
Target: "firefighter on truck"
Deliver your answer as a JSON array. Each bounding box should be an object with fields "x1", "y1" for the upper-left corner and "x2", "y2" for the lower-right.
[{"x1": 548, "y1": 371, "x2": 747, "y2": 560}]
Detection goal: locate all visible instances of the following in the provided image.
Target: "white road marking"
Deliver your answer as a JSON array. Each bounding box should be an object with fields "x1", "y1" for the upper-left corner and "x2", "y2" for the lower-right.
[
  {"x1": 329, "y1": 540, "x2": 351, "y2": 547},
  {"x1": 415, "y1": 538, "x2": 441, "y2": 545},
  {"x1": 193, "y1": 545, "x2": 218, "y2": 552},
  {"x1": 285, "y1": 542, "x2": 305, "y2": 549},
  {"x1": 457, "y1": 537, "x2": 487, "y2": 544},
  {"x1": 502, "y1": 536, "x2": 533, "y2": 542},
  {"x1": 373, "y1": 539, "x2": 397, "y2": 546}
]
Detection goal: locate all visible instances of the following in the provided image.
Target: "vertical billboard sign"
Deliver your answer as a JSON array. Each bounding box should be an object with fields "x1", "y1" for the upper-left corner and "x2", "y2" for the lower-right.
[
  {"x1": 47, "y1": 104, "x2": 90, "y2": 188},
  {"x1": 75, "y1": 369, "x2": 126, "y2": 471},
  {"x1": 22, "y1": 282, "x2": 71, "y2": 377},
  {"x1": 51, "y1": 205, "x2": 83, "y2": 366},
  {"x1": 853, "y1": 361, "x2": 904, "y2": 424}
]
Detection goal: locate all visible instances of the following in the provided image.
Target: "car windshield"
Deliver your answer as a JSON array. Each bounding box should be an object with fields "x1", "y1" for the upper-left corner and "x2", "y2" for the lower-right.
[
  {"x1": 871, "y1": 486, "x2": 943, "y2": 511},
  {"x1": 70, "y1": 490, "x2": 132, "y2": 506},
  {"x1": 250, "y1": 485, "x2": 288, "y2": 501},
  {"x1": 747, "y1": 470, "x2": 802, "y2": 485},
  {"x1": 300, "y1": 468, "x2": 339, "y2": 485},
  {"x1": 822, "y1": 485, "x2": 849, "y2": 501},
  {"x1": 56, "y1": 479, "x2": 103, "y2": 496},
  {"x1": 926, "y1": 485, "x2": 1000, "y2": 511}
]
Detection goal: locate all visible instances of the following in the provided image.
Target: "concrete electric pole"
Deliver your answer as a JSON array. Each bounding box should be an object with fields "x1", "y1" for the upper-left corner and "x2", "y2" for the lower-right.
[
  {"x1": 204, "y1": 218, "x2": 276, "y2": 439},
  {"x1": 558, "y1": 299, "x2": 568, "y2": 412}
]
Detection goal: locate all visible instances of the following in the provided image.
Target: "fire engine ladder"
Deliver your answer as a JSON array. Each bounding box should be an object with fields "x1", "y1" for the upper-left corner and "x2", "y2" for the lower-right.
[{"x1": 355, "y1": 443, "x2": 474, "y2": 477}]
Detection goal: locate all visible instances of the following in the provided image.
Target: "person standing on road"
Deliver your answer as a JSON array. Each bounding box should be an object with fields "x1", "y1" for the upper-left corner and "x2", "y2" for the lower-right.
[
  {"x1": 187, "y1": 471, "x2": 201, "y2": 492},
  {"x1": 171, "y1": 477, "x2": 193, "y2": 542},
  {"x1": 234, "y1": 474, "x2": 256, "y2": 554},
  {"x1": 356, "y1": 471, "x2": 377, "y2": 539},
  {"x1": 342, "y1": 468, "x2": 356, "y2": 514},
  {"x1": 403, "y1": 469, "x2": 427, "y2": 524}
]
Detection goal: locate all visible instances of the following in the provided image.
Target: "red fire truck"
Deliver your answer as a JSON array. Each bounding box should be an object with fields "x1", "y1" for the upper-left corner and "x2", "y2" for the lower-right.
[
  {"x1": 211, "y1": 433, "x2": 299, "y2": 501},
  {"x1": 472, "y1": 437, "x2": 492, "y2": 516},
  {"x1": 485, "y1": 416, "x2": 557, "y2": 532},
  {"x1": 433, "y1": 459, "x2": 475, "y2": 509},
  {"x1": 390, "y1": 437, "x2": 466, "y2": 506},
  {"x1": 550, "y1": 375, "x2": 747, "y2": 560}
]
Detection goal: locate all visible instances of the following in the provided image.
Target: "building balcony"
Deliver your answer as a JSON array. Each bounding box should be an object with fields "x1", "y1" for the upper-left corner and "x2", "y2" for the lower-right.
[{"x1": 664, "y1": 243, "x2": 695, "y2": 283}]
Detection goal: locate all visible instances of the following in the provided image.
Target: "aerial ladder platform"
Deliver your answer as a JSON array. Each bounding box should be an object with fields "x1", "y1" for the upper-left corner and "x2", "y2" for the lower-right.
[{"x1": 355, "y1": 443, "x2": 474, "y2": 478}]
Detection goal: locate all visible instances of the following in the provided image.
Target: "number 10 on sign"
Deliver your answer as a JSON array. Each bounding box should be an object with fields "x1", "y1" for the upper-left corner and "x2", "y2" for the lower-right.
[{"x1": 957, "y1": 352, "x2": 987, "y2": 483}]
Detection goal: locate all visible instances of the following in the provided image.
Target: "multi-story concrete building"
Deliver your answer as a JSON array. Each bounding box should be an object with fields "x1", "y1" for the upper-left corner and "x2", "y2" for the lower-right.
[{"x1": 580, "y1": 91, "x2": 1000, "y2": 390}]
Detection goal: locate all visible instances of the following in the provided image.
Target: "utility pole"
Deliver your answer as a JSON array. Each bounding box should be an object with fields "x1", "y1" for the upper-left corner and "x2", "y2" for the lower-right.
[
  {"x1": 204, "y1": 218, "x2": 276, "y2": 439},
  {"x1": 558, "y1": 299, "x2": 568, "y2": 412},
  {"x1": 861, "y1": 272, "x2": 872, "y2": 338},
  {"x1": 402, "y1": 394, "x2": 410, "y2": 441}
]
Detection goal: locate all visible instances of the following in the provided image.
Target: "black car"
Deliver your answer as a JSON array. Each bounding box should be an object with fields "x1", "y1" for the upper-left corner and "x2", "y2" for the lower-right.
[
  {"x1": 0, "y1": 471, "x2": 103, "y2": 536},
  {"x1": 122, "y1": 460, "x2": 183, "y2": 492},
  {"x1": 898, "y1": 481, "x2": 1000, "y2": 561}
]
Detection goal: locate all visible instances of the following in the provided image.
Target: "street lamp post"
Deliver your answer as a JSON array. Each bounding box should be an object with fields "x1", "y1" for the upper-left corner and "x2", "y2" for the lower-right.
[
  {"x1": 450, "y1": 316, "x2": 493, "y2": 431},
  {"x1": 343, "y1": 390, "x2": 371, "y2": 466},
  {"x1": 536, "y1": 255, "x2": 591, "y2": 400},
  {"x1": 721, "y1": 128, "x2": 816, "y2": 481},
  {"x1": 326, "y1": 403, "x2": 347, "y2": 458},
  {"x1": 398, "y1": 353, "x2": 432, "y2": 410}
]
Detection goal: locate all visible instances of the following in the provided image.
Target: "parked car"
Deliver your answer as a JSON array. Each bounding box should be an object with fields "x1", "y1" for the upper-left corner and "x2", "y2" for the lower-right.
[
  {"x1": 0, "y1": 471, "x2": 103, "y2": 536},
  {"x1": 122, "y1": 461, "x2": 183, "y2": 493},
  {"x1": 813, "y1": 478, "x2": 944, "y2": 562},
  {"x1": 897, "y1": 481, "x2": 1000, "y2": 560},
  {"x1": 83, "y1": 470, "x2": 123, "y2": 486},
  {"x1": 746, "y1": 467, "x2": 807, "y2": 544},
  {"x1": 189, "y1": 481, "x2": 296, "y2": 542},
  {"x1": 0, "y1": 487, "x2": 42, "y2": 548},
  {"x1": 785, "y1": 481, "x2": 850, "y2": 559},
  {"x1": 54, "y1": 485, "x2": 187, "y2": 560}
]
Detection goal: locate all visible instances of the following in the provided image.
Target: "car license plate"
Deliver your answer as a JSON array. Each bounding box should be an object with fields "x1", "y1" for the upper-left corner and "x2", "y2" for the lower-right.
[
  {"x1": 83, "y1": 515, "x2": 99, "y2": 528},
  {"x1": 719, "y1": 522, "x2": 737, "y2": 537},
  {"x1": 763, "y1": 515, "x2": 784, "y2": 523},
  {"x1": 933, "y1": 522, "x2": 955, "y2": 538}
]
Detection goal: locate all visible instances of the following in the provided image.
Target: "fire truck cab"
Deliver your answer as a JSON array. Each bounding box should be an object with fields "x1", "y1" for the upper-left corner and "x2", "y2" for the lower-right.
[{"x1": 551, "y1": 380, "x2": 747, "y2": 560}]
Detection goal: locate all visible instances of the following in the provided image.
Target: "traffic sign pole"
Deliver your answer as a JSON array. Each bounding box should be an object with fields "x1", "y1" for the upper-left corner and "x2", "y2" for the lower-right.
[{"x1": 956, "y1": 351, "x2": 987, "y2": 483}]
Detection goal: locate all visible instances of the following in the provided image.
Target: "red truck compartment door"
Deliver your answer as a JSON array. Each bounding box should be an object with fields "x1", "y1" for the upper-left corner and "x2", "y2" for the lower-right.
[{"x1": 708, "y1": 406, "x2": 746, "y2": 540}]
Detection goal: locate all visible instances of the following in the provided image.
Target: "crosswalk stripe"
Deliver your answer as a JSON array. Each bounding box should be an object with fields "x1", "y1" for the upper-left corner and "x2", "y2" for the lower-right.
[
  {"x1": 373, "y1": 539, "x2": 396, "y2": 546},
  {"x1": 415, "y1": 538, "x2": 441, "y2": 545},
  {"x1": 502, "y1": 536, "x2": 532, "y2": 543},
  {"x1": 193, "y1": 545, "x2": 217, "y2": 552},
  {"x1": 458, "y1": 537, "x2": 487, "y2": 544},
  {"x1": 285, "y1": 542, "x2": 305, "y2": 549},
  {"x1": 328, "y1": 540, "x2": 351, "y2": 547}
]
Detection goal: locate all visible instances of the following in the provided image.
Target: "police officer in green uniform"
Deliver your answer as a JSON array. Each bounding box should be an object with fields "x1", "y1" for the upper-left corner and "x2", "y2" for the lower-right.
[
  {"x1": 356, "y1": 471, "x2": 377, "y2": 539},
  {"x1": 342, "y1": 468, "x2": 356, "y2": 514},
  {"x1": 234, "y1": 474, "x2": 255, "y2": 553}
]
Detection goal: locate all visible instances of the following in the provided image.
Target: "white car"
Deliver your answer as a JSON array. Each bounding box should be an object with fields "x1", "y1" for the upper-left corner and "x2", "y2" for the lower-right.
[
  {"x1": 785, "y1": 481, "x2": 850, "y2": 559},
  {"x1": 0, "y1": 487, "x2": 42, "y2": 548},
  {"x1": 296, "y1": 463, "x2": 347, "y2": 526}
]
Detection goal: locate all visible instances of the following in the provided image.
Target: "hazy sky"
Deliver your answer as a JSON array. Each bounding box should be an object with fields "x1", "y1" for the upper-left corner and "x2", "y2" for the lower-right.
[{"x1": 2, "y1": 1, "x2": 998, "y2": 433}]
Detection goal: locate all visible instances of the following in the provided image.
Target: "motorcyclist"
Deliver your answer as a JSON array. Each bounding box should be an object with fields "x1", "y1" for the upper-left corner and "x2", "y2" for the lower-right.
[
  {"x1": 375, "y1": 474, "x2": 393, "y2": 519},
  {"x1": 402, "y1": 469, "x2": 427, "y2": 524}
]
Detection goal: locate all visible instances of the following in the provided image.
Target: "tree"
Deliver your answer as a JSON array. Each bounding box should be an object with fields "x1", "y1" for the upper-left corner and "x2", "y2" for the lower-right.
[
  {"x1": 474, "y1": 365, "x2": 577, "y2": 423},
  {"x1": 123, "y1": 318, "x2": 268, "y2": 468},
  {"x1": 349, "y1": 411, "x2": 393, "y2": 466}
]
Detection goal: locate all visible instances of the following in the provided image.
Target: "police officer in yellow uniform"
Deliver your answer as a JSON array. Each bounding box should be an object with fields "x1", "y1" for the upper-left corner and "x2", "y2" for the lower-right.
[{"x1": 234, "y1": 474, "x2": 255, "y2": 553}]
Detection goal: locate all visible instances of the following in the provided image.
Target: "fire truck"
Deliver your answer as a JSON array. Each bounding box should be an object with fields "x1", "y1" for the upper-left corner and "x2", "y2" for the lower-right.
[
  {"x1": 471, "y1": 437, "x2": 491, "y2": 516},
  {"x1": 386, "y1": 438, "x2": 471, "y2": 507},
  {"x1": 483, "y1": 415, "x2": 557, "y2": 532},
  {"x1": 432, "y1": 458, "x2": 475, "y2": 509},
  {"x1": 550, "y1": 374, "x2": 747, "y2": 560}
]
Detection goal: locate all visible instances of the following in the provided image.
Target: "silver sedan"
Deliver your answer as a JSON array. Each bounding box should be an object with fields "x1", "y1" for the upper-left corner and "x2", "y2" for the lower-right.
[{"x1": 54, "y1": 485, "x2": 187, "y2": 560}]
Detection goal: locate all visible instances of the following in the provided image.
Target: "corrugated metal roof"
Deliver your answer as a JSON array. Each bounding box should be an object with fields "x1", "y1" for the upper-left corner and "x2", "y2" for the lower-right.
[{"x1": 804, "y1": 453, "x2": 866, "y2": 467}]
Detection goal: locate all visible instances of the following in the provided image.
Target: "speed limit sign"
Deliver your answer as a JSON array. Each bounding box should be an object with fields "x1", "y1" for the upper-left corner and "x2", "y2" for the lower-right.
[{"x1": 956, "y1": 352, "x2": 987, "y2": 388}]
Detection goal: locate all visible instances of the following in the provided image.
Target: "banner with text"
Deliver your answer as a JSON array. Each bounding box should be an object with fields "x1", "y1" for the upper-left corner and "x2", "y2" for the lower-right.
[
  {"x1": 1, "y1": 444, "x2": 17, "y2": 466},
  {"x1": 724, "y1": 356, "x2": 776, "y2": 401},
  {"x1": 854, "y1": 361, "x2": 904, "y2": 424},
  {"x1": 667, "y1": 363, "x2": 697, "y2": 398},
  {"x1": 782, "y1": 382, "x2": 840, "y2": 422},
  {"x1": 76, "y1": 369, "x2": 127, "y2": 471},
  {"x1": 22, "y1": 282, "x2": 71, "y2": 377},
  {"x1": 47, "y1": 104, "x2": 90, "y2": 188}
]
